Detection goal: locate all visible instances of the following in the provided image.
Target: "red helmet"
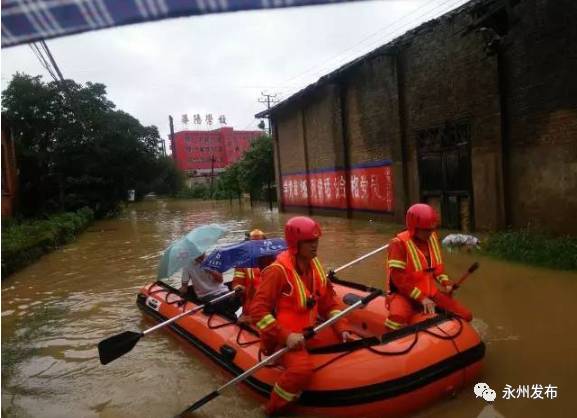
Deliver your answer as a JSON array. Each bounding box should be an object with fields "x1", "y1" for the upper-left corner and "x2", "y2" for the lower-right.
[
  {"x1": 406, "y1": 203, "x2": 439, "y2": 235},
  {"x1": 285, "y1": 216, "x2": 322, "y2": 254}
]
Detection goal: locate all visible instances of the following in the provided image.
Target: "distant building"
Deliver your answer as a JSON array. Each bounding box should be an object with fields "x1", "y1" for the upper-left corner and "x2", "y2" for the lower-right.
[{"x1": 170, "y1": 127, "x2": 262, "y2": 185}]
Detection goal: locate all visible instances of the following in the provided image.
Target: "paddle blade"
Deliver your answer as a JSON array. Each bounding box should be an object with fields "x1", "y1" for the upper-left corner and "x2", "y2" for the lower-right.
[
  {"x1": 468, "y1": 262, "x2": 480, "y2": 273},
  {"x1": 176, "y1": 390, "x2": 220, "y2": 417},
  {"x1": 98, "y1": 331, "x2": 143, "y2": 365}
]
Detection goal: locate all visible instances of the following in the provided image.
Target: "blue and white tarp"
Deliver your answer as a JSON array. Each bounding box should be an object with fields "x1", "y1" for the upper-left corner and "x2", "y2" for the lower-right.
[
  {"x1": 202, "y1": 238, "x2": 286, "y2": 272},
  {"x1": 2, "y1": 0, "x2": 367, "y2": 48}
]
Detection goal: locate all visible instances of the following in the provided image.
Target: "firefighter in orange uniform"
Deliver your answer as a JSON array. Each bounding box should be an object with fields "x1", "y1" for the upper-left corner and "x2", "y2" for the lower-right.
[
  {"x1": 233, "y1": 229, "x2": 266, "y2": 314},
  {"x1": 384, "y1": 203, "x2": 473, "y2": 332},
  {"x1": 250, "y1": 217, "x2": 350, "y2": 416}
]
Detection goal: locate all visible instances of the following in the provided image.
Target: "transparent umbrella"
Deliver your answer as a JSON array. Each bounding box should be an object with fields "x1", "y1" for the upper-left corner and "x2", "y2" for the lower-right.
[{"x1": 157, "y1": 224, "x2": 227, "y2": 279}]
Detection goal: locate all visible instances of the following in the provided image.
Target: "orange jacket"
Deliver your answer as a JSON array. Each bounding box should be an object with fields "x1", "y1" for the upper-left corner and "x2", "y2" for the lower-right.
[
  {"x1": 386, "y1": 231, "x2": 450, "y2": 302},
  {"x1": 250, "y1": 250, "x2": 346, "y2": 352},
  {"x1": 233, "y1": 267, "x2": 262, "y2": 311}
]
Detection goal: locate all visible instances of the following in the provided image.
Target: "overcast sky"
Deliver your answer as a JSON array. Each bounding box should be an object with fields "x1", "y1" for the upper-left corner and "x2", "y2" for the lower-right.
[{"x1": 1, "y1": 0, "x2": 468, "y2": 148}]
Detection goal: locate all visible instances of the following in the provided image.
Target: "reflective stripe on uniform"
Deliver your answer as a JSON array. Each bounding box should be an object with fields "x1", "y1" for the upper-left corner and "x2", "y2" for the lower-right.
[
  {"x1": 409, "y1": 287, "x2": 422, "y2": 300},
  {"x1": 384, "y1": 318, "x2": 403, "y2": 330},
  {"x1": 428, "y1": 232, "x2": 443, "y2": 265},
  {"x1": 256, "y1": 314, "x2": 276, "y2": 330},
  {"x1": 388, "y1": 259, "x2": 407, "y2": 269},
  {"x1": 329, "y1": 309, "x2": 341, "y2": 318},
  {"x1": 405, "y1": 240, "x2": 423, "y2": 271},
  {"x1": 273, "y1": 383, "x2": 298, "y2": 401},
  {"x1": 276, "y1": 263, "x2": 307, "y2": 309},
  {"x1": 312, "y1": 257, "x2": 327, "y2": 287},
  {"x1": 234, "y1": 271, "x2": 246, "y2": 278},
  {"x1": 292, "y1": 271, "x2": 308, "y2": 309},
  {"x1": 436, "y1": 274, "x2": 449, "y2": 283},
  {"x1": 247, "y1": 268, "x2": 254, "y2": 281}
]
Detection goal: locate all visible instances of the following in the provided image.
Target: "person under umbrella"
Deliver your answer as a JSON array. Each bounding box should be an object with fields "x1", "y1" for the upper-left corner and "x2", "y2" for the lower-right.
[
  {"x1": 157, "y1": 224, "x2": 241, "y2": 320},
  {"x1": 232, "y1": 229, "x2": 275, "y2": 318},
  {"x1": 180, "y1": 253, "x2": 241, "y2": 320}
]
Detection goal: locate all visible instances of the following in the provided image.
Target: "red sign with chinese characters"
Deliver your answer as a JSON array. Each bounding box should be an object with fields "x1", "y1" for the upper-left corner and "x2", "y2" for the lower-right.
[{"x1": 281, "y1": 162, "x2": 393, "y2": 212}]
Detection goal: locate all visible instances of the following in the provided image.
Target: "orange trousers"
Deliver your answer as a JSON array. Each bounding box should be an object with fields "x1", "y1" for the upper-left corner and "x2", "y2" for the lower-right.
[
  {"x1": 264, "y1": 327, "x2": 341, "y2": 416},
  {"x1": 385, "y1": 288, "x2": 472, "y2": 331}
]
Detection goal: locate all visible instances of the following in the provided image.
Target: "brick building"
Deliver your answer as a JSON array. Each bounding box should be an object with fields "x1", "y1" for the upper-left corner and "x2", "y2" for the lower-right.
[
  {"x1": 170, "y1": 127, "x2": 263, "y2": 184},
  {"x1": 258, "y1": 0, "x2": 577, "y2": 234}
]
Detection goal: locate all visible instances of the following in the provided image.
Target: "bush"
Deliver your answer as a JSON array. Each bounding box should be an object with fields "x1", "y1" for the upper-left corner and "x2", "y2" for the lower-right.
[
  {"x1": 1, "y1": 207, "x2": 94, "y2": 277},
  {"x1": 174, "y1": 184, "x2": 211, "y2": 199},
  {"x1": 483, "y1": 229, "x2": 577, "y2": 271}
]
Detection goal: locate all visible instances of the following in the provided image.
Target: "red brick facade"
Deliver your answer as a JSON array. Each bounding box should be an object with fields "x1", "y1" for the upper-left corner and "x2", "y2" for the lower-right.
[{"x1": 171, "y1": 127, "x2": 262, "y2": 175}]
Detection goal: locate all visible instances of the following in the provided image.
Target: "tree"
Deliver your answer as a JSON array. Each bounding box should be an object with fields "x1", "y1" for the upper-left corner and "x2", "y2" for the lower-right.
[
  {"x1": 2, "y1": 73, "x2": 169, "y2": 217},
  {"x1": 238, "y1": 135, "x2": 275, "y2": 206},
  {"x1": 216, "y1": 162, "x2": 242, "y2": 202}
]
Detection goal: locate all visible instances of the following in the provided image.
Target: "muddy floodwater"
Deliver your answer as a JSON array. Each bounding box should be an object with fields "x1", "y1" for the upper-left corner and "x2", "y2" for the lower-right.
[{"x1": 2, "y1": 198, "x2": 576, "y2": 418}]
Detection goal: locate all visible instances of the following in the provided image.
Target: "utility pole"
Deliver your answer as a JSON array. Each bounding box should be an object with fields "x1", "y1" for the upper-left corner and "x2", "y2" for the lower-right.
[
  {"x1": 168, "y1": 115, "x2": 176, "y2": 156},
  {"x1": 210, "y1": 154, "x2": 216, "y2": 195},
  {"x1": 258, "y1": 92, "x2": 279, "y2": 136}
]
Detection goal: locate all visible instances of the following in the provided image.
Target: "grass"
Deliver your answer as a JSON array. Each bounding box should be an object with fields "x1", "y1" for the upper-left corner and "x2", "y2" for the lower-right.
[
  {"x1": 483, "y1": 229, "x2": 577, "y2": 271},
  {"x1": 1, "y1": 207, "x2": 94, "y2": 278}
]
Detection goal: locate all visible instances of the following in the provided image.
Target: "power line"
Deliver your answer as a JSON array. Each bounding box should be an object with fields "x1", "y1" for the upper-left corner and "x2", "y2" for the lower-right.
[
  {"x1": 281, "y1": 0, "x2": 467, "y2": 91},
  {"x1": 258, "y1": 92, "x2": 279, "y2": 136},
  {"x1": 39, "y1": 40, "x2": 65, "y2": 82},
  {"x1": 29, "y1": 43, "x2": 58, "y2": 82}
]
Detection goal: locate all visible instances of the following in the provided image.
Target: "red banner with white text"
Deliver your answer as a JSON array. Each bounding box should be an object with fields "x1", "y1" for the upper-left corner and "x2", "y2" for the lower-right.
[{"x1": 281, "y1": 163, "x2": 393, "y2": 212}]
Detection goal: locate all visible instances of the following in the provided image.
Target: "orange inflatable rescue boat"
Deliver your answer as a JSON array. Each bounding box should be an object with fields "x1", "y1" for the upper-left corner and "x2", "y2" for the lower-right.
[{"x1": 137, "y1": 277, "x2": 484, "y2": 417}]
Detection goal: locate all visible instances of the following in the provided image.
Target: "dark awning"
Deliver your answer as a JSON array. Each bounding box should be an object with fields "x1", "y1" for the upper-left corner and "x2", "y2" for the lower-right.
[{"x1": 2, "y1": 0, "x2": 368, "y2": 48}]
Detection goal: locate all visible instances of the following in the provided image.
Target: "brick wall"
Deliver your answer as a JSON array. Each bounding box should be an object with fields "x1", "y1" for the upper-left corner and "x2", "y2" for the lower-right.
[
  {"x1": 302, "y1": 84, "x2": 343, "y2": 171},
  {"x1": 344, "y1": 54, "x2": 399, "y2": 165},
  {"x1": 503, "y1": 0, "x2": 577, "y2": 233},
  {"x1": 399, "y1": 10, "x2": 504, "y2": 230},
  {"x1": 276, "y1": 107, "x2": 306, "y2": 174},
  {"x1": 270, "y1": 0, "x2": 576, "y2": 233}
]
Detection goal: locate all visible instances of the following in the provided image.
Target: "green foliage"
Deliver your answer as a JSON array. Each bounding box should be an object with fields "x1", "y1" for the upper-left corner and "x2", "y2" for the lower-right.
[
  {"x1": 215, "y1": 162, "x2": 243, "y2": 200},
  {"x1": 175, "y1": 183, "x2": 211, "y2": 199},
  {"x1": 1, "y1": 73, "x2": 169, "y2": 217},
  {"x1": 1, "y1": 207, "x2": 94, "y2": 277},
  {"x1": 237, "y1": 135, "x2": 275, "y2": 200},
  {"x1": 483, "y1": 229, "x2": 577, "y2": 270},
  {"x1": 149, "y1": 157, "x2": 185, "y2": 196}
]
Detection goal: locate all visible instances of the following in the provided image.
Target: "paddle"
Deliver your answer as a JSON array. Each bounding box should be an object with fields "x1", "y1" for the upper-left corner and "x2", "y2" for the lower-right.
[
  {"x1": 332, "y1": 243, "x2": 389, "y2": 274},
  {"x1": 98, "y1": 288, "x2": 240, "y2": 365},
  {"x1": 175, "y1": 288, "x2": 383, "y2": 417},
  {"x1": 450, "y1": 262, "x2": 480, "y2": 296}
]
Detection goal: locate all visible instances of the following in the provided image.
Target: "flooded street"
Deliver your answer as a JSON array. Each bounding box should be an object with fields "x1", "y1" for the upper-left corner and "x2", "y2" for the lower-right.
[{"x1": 2, "y1": 198, "x2": 576, "y2": 418}]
